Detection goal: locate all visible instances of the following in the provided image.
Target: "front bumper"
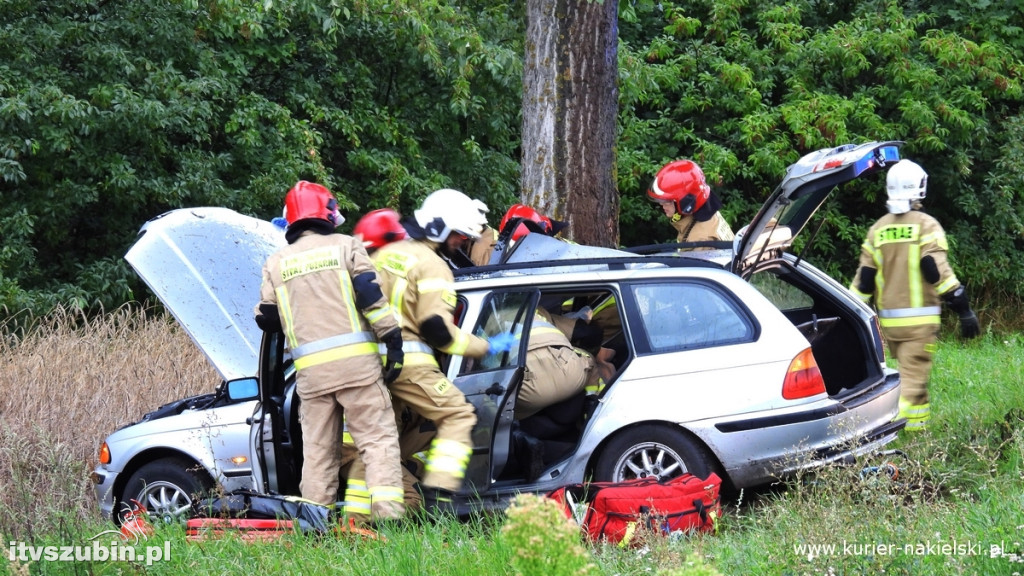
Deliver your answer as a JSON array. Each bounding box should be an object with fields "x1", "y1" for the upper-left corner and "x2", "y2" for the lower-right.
[{"x1": 91, "y1": 466, "x2": 121, "y2": 522}]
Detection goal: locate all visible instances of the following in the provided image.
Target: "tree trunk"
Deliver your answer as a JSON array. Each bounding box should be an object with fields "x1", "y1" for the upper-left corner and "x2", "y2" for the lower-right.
[{"x1": 521, "y1": 0, "x2": 619, "y2": 247}]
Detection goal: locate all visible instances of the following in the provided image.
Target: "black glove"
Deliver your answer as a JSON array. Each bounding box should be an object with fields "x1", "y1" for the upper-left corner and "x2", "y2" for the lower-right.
[
  {"x1": 943, "y1": 286, "x2": 980, "y2": 339},
  {"x1": 254, "y1": 303, "x2": 282, "y2": 332},
  {"x1": 382, "y1": 328, "x2": 404, "y2": 384},
  {"x1": 959, "y1": 311, "x2": 980, "y2": 339}
]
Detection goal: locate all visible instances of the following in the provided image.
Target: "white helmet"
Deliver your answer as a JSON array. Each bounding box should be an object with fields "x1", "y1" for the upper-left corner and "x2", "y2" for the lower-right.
[
  {"x1": 885, "y1": 160, "x2": 928, "y2": 214},
  {"x1": 414, "y1": 188, "x2": 489, "y2": 242}
]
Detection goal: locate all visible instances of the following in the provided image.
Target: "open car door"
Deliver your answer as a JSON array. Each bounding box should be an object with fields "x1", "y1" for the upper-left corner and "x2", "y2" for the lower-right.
[{"x1": 453, "y1": 290, "x2": 539, "y2": 495}]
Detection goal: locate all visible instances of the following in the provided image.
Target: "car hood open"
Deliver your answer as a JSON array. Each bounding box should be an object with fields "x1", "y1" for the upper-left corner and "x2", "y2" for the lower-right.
[
  {"x1": 125, "y1": 207, "x2": 285, "y2": 382},
  {"x1": 732, "y1": 140, "x2": 902, "y2": 275}
]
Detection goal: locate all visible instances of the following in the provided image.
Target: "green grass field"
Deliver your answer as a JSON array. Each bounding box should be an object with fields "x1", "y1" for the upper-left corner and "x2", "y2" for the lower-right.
[{"x1": 2, "y1": 311, "x2": 1021, "y2": 575}]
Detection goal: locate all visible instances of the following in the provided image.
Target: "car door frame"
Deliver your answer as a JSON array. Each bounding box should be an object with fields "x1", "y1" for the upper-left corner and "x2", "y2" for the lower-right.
[{"x1": 449, "y1": 288, "x2": 540, "y2": 495}]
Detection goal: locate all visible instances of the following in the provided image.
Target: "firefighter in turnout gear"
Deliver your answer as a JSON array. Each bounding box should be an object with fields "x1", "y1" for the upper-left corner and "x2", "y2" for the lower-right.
[
  {"x1": 254, "y1": 181, "x2": 406, "y2": 520},
  {"x1": 849, "y1": 160, "x2": 980, "y2": 431},
  {"x1": 369, "y1": 188, "x2": 517, "y2": 512},
  {"x1": 648, "y1": 159, "x2": 734, "y2": 247},
  {"x1": 345, "y1": 208, "x2": 430, "y2": 522}
]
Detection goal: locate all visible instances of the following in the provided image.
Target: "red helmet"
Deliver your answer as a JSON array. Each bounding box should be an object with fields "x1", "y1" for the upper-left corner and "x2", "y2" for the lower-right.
[
  {"x1": 648, "y1": 160, "x2": 711, "y2": 216},
  {"x1": 284, "y1": 181, "x2": 342, "y2": 226},
  {"x1": 354, "y1": 208, "x2": 407, "y2": 250},
  {"x1": 499, "y1": 204, "x2": 567, "y2": 242}
]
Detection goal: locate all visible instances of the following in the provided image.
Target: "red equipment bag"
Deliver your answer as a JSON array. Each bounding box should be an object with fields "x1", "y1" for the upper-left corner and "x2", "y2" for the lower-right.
[{"x1": 548, "y1": 473, "x2": 722, "y2": 546}]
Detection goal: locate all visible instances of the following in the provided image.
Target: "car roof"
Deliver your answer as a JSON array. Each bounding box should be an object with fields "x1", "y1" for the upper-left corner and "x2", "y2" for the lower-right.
[
  {"x1": 125, "y1": 207, "x2": 286, "y2": 382},
  {"x1": 453, "y1": 233, "x2": 726, "y2": 288}
]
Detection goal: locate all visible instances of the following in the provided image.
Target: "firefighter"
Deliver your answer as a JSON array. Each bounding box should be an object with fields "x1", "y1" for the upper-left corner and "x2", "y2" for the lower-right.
[
  {"x1": 648, "y1": 159, "x2": 735, "y2": 247},
  {"x1": 370, "y1": 188, "x2": 517, "y2": 511},
  {"x1": 345, "y1": 207, "x2": 431, "y2": 522},
  {"x1": 849, "y1": 160, "x2": 980, "y2": 431},
  {"x1": 516, "y1": 308, "x2": 601, "y2": 421},
  {"x1": 254, "y1": 181, "x2": 406, "y2": 521}
]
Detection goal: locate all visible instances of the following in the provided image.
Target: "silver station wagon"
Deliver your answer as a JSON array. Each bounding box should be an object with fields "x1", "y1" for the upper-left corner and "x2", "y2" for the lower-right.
[{"x1": 93, "y1": 141, "x2": 906, "y2": 523}]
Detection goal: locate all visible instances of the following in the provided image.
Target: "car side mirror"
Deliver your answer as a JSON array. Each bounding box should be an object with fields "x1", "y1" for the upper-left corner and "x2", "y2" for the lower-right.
[{"x1": 226, "y1": 378, "x2": 259, "y2": 401}]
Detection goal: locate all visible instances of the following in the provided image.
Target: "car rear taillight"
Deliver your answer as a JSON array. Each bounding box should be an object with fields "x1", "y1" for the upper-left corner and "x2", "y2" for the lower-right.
[{"x1": 782, "y1": 347, "x2": 826, "y2": 399}]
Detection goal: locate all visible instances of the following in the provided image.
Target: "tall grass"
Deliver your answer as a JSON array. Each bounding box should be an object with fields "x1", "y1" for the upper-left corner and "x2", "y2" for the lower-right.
[
  {"x1": 0, "y1": 306, "x2": 217, "y2": 542},
  {"x1": 1, "y1": 308, "x2": 1021, "y2": 575}
]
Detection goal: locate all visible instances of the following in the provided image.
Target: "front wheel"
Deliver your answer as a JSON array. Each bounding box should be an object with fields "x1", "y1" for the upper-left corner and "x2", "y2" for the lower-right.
[
  {"x1": 594, "y1": 424, "x2": 718, "y2": 483},
  {"x1": 120, "y1": 457, "x2": 213, "y2": 525}
]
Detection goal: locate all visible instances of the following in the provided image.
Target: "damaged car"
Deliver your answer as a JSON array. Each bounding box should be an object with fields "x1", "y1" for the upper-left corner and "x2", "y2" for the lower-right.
[{"x1": 93, "y1": 141, "x2": 905, "y2": 523}]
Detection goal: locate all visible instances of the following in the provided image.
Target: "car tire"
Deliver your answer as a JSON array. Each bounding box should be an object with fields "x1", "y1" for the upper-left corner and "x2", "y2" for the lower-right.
[
  {"x1": 595, "y1": 424, "x2": 718, "y2": 483},
  {"x1": 121, "y1": 457, "x2": 213, "y2": 525}
]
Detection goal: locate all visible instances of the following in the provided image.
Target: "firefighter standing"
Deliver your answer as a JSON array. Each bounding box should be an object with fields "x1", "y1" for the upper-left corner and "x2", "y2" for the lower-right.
[
  {"x1": 648, "y1": 159, "x2": 735, "y2": 246},
  {"x1": 254, "y1": 181, "x2": 406, "y2": 520},
  {"x1": 849, "y1": 160, "x2": 980, "y2": 431},
  {"x1": 370, "y1": 188, "x2": 517, "y2": 510}
]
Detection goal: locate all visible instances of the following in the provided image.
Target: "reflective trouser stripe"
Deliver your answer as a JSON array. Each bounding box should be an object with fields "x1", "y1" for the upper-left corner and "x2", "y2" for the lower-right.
[
  {"x1": 292, "y1": 331, "x2": 374, "y2": 359},
  {"x1": 899, "y1": 399, "x2": 930, "y2": 431},
  {"x1": 424, "y1": 438, "x2": 472, "y2": 479},
  {"x1": 293, "y1": 342, "x2": 380, "y2": 371},
  {"x1": 343, "y1": 482, "x2": 404, "y2": 517},
  {"x1": 343, "y1": 480, "x2": 371, "y2": 516},
  {"x1": 369, "y1": 485, "x2": 405, "y2": 504}
]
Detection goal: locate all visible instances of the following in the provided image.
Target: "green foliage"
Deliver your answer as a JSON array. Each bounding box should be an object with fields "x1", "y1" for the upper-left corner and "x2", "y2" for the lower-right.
[
  {"x1": 499, "y1": 493, "x2": 599, "y2": 576},
  {"x1": 615, "y1": 0, "x2": 1024, "y2": 304},
  {"x1": 0, "y1": 0, "x2": 523, "y2": 319},
  {"x1": 1, "y1": 0, "x2": 1022, "y2": 321}
]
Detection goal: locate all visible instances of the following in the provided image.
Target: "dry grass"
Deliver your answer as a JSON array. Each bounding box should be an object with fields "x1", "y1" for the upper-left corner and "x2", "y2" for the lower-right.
[{"x1": 0, "y1": 305, "x2": 218, "y2": 540}]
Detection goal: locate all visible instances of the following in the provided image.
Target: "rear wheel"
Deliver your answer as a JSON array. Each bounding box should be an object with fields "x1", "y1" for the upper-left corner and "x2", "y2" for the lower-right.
[
  {"x1": 595, "y1": 424, "x2": 718, "y2": 482},
  {"x1": 121, "y1": 457, "x2": 213, "y2": 525}
]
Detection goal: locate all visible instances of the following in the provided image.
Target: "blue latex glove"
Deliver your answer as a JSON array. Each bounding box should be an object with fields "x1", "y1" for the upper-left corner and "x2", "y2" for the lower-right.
[
  {"x1": 271, "y1": 217, "x2": 288, "y2": 229},
  {"x1": 487, "y1": 332, "x2": 518, "y2": 355}
]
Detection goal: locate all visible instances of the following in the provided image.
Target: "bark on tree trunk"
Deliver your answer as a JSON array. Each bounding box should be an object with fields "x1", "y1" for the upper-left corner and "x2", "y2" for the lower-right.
[{"x1": 521, "y1": 0, "x2": 619, "y2": 247}]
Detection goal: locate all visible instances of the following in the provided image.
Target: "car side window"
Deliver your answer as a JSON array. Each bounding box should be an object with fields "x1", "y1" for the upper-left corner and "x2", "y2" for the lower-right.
[
  {"x1": 631, "y1": 282, "x2": 753, "y2": 352},
  {"x1": 463, "y1": 290, "x2": 534, "y2": 373}
]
